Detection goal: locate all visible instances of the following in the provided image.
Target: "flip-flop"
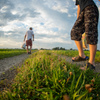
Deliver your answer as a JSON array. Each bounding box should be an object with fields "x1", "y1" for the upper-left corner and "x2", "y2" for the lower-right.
[
  {"x1": 72, "y1": 56, "x2": 89, "y2": 62},
  {"x1": 80, "y1": 62, "x2": 95, "y2": 70}
]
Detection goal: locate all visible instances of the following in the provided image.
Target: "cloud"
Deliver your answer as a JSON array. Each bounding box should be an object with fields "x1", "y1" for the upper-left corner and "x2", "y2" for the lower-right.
[
  {"x1": 0, "y1": 0, "x2": 40, "y2": 27},
  {"x1": 0, "y1": 37, "x2": 22, "y2": 48},
  {"x1": 0, "y1": 0, "x2": 100, "y2": 50}
]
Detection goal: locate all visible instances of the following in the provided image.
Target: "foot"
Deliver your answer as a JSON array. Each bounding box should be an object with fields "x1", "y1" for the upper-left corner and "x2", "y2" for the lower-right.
[
  {"x1": 80, "y1": 62, "x2": 95, "y2": 70},
  {"x1": 72, "y1": 56, "x2": 89, "y2": 62},
  {"x1": 28, "y1": 51, "x2": 31, "y2": 54}
]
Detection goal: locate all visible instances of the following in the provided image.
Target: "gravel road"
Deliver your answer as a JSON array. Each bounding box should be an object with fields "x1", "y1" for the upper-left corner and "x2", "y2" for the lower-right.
[{"x1": 0, "y1": 53, "x2": 30, "y2": 80}]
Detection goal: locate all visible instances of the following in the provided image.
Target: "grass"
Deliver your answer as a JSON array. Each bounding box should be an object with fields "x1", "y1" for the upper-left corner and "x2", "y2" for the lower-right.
[
  {"x1": 52, "y1": 50, "x2": 100, "y2": 63},
  {"x1": 0, "y1": 49, "x2": 37, "y2": 59},
  {"x1": 0, "y1": 50, "x2": 100, "y2": 100}
]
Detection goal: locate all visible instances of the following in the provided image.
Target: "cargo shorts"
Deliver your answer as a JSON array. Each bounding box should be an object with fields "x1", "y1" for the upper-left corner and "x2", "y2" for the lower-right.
[{"x1": 71, "y1": 5, "x2": 99, "y2": 45}]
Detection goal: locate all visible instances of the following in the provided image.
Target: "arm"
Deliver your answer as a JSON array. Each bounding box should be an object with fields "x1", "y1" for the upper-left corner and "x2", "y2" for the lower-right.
[
  {"x1": 32, "y1": 34, "x2": 34, "y2": 41},
  {"x1": 24, "y1": 35, "x2": 26, "y2": 41},
  {"x1": 77, "y1": 5, "x2": 80, "y2": 19}
]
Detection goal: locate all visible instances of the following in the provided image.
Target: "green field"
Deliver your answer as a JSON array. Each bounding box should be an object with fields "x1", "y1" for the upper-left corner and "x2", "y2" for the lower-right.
[
  {"x1": 0, "y1": 49, "x2": 37, "y2": 59},
  {"x1": 0, "y1": 49, "x2": 26, "y2": 59},
  {"x1": 0, "y1": 50, "x2": 100, "y2": 100}
]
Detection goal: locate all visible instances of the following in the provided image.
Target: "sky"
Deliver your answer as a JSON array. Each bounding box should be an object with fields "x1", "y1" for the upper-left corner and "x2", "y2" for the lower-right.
[{"x1": 0, "y1": 0, "x2": 100, "y2": 50}]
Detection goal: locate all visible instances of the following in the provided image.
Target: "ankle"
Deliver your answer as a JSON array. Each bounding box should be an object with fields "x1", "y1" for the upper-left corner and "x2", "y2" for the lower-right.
[
  {"x1": 79, "y1": 54, "x2": 86, "y2": 58},
  {"x1": 88, "y1": 61, "x2": 95, "y2": 66}
]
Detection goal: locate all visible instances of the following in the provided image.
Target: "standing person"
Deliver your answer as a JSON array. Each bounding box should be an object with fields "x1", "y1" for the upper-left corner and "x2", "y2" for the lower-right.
[
  {"x1": 71, "y1": 0, "x2": 99, "y2": 70},
  {"x1": 24, "y1": 27, "x2": 34, "y2": 54}
]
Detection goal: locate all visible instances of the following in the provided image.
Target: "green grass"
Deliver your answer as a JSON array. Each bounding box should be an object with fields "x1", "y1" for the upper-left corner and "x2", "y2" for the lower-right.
[
  {"x1": 0, "y1": 50, "x2": 100, "y2": 100},
  {"x1": 0, "y1": 49, "x2": 37, "y2": 59},
  {"x1": 52, "y1": 50, "x2": 100, "y2": 63}
]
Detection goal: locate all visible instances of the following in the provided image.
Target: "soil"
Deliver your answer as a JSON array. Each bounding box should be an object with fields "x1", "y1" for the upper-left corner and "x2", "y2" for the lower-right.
[{"x1": 0, "y1": 53, "x2": 30, "y2": 91}]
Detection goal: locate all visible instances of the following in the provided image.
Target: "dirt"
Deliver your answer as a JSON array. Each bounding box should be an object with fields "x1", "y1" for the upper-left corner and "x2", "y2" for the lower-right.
[{"x1": 0, "y1": 53, "x2": 30, "y2": 91}]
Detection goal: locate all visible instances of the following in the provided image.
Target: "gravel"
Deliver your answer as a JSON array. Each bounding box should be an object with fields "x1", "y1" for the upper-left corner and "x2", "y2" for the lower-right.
[
  {"x1": 0, "y1": 53, "x2": 30, "y2": 91},
  {"x1": 0, "y1": 53, "x2": 30, "y2": 80}
]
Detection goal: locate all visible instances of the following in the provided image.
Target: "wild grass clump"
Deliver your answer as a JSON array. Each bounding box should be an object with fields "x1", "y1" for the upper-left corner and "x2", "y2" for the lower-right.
[
  {"x1": 0, "y1": 50, "x2": 100, "y2": 100},
  {"x1": 52, "y1": 50, "x2": 100, "y2": 63}
]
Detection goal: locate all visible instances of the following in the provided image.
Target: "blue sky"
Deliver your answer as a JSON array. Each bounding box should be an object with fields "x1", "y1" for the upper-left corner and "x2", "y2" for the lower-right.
[{"x1": 0, "y1": 0, "x2": 100, "y2": 50}]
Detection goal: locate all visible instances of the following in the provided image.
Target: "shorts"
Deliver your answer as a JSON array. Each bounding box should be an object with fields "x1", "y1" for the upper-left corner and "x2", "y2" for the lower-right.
[
  {"x1": 71, "y1": 5, "x2": 99, "y2": 45},
  {"x1": 26, "y1": 39, "x2": 32, "y2": 46}
]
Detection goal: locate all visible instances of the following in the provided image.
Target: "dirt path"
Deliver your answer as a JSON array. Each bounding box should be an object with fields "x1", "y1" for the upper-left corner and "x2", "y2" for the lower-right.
[
  {"x1": 0, "y1": 53, "x2": 31, "y2": 91},
  {"x1": 59, "y1": 55, "x2": 100, "y2": 73},
  {"x1": 0, "y1": 54, "x2": 29, "y2": 75}
]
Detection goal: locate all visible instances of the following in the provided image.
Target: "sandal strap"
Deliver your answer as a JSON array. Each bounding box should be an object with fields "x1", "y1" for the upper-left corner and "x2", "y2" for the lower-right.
[
  {"x1": 87, "y1": 63, "x2": 95, "y2": 70},
  {"x1": 72, "y1": 56, "x2": 89, "y2": 62}
]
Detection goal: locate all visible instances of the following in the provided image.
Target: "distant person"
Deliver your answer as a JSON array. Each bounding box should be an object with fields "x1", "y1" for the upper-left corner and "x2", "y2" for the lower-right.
[
  {"x1": 71, "y1": 0, "x2": 99, "y2": 70},
  {"x1": 24, "y1": 27, "x2": 34, "y2": 54}
]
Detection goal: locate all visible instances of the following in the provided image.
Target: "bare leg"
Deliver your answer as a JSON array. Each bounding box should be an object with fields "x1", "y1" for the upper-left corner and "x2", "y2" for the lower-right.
[
  {"x1": 26, "y1": 46, "x2": 29, "y2": 53},
  {"x1": 89, "y1": 44, "x2": 97, "y2": 66},
  {"x1": 80, "y1": 44, "x2": 97, "y2": 70},
  {"x1": 72, "y1": 40, "x2": 86, "y2": 60},
  {"x1": 30, "y1": 46, "x2": 32, "y2": 53}
]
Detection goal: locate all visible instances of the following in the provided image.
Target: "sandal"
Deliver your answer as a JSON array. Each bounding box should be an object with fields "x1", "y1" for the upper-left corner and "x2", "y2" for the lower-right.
[
  {"x1": 80, "y1": 62, "x2": 95, "y2": 70},
  {"x1": 72, "y1": 56, "x2": 89, "y2": 62}
]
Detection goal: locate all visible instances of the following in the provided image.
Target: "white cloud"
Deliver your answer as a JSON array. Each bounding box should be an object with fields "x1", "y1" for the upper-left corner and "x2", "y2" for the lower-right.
[
  {"x1": 99, "y1": 7, "x2": 100, "y2": 20},
  {"x1": 0, "y1": 6, "x2": 8, "y2": 13},
  {"x1": 4, "y1": 33, "x2": 12, "y2": 35},
  {"x1": 0, "y1": 37, "x2": 22, "y2": 48},
  {"x1": 52, "y1": 4, "x2": 68, "y2": 13},
  {"x1": 0, "y1": 0, "x2": 100, "y2": 50},
  {"x1": 36, "y1": 37, "x2": 71, "y2": 44}
]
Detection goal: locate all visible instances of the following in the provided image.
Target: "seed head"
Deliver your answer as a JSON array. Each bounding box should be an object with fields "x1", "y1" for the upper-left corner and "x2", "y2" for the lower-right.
[
  {"x1": 91, "y1": 78, "x2": 95, "y2": 83},
  {"x1": 63, "y1": 95, "x2": 70, "y2": 100},
  {"x1": 88, "y1": 88, "x2": 93, "y2": 93},
  {"x1": 58, "y1": 80, "x2": 61, "y2": 83},
  {"x1": 90, "y1": 83, "x2": 94, "y2": 87},
  {"x1": 85, "y1": 84, "x2": 91, "y2": 90},
  {"x1": 97, "y1": 94, "x2": 99, "y2": 96},
  {"x1": 69, "y1": 72, "x2": 73, "y2": 76}
]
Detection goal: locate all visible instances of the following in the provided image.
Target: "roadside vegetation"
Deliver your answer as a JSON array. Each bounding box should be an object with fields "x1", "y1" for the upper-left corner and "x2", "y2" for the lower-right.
[
  {"x1": 52, "y1": 50, "x2": 100, "y2": 63},
  {"x1": 0, "y1": 50, "x2": 100, "y2": 100}
]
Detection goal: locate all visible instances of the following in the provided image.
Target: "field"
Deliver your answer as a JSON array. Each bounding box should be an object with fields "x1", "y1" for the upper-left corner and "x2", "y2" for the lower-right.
[
  {"x1": 0, "y1": 50, "x2": 100, "y2": 100},
  {"x1": 0, "y1": 49, "x2": 37, "y2": 60},
  {"x1": 0, "y1": 49, "x2": 27, "y2": 59}
]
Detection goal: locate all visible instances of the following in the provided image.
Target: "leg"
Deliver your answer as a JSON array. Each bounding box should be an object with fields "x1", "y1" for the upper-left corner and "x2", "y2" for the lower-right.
[
  {"x1": 85, "y1": 5, "x2": 98, "y2": 66},
  {"x1": 71, "y1": 11, "x2": 87, "y2": 61},
  {"x1": 72, "y1": 40, "x2": 89, "y2": 61},
  {"x1": 30, "y1": 46, "x2": 32, "y2": 53},
  {"x1": 80, "y1": 45, "x2": 97, "y2": 70},
  {"x1": 89, "y1": 44, "x2": 97, "y2": 66},
  {"x1": 26, "y1": 45, "x2": 29, "y2": 53},
  {"x1": 74, "y1": 40, "x2": 85, "y2": 58},
  {"x1": 80, "y1": 5, "x2": 99, "y2": 70}
]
